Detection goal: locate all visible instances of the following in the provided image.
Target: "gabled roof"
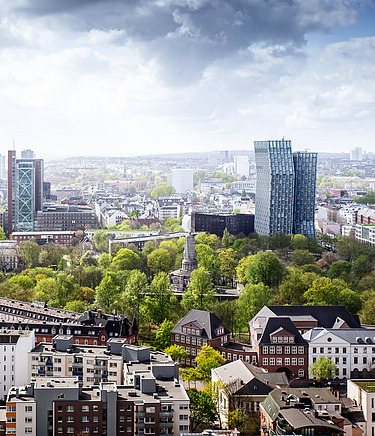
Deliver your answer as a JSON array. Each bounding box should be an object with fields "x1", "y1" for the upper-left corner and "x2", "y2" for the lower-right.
[
  {"x1": 265, "y1": 305, "x2": 361, "y2": 329},
  {"x1": 213, "y1": 360, "x2": 288, "y2": 396},
  {"x1": 171, "y1": 309, "x2": 230, "y2": 339},
  {"x1": 259, "y1": 318, "x2": 307, "y2": 345}
]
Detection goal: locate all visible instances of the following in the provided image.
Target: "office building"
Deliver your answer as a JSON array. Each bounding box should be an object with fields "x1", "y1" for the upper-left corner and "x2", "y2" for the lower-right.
[
  {"x1": 350, "y1": 147, "x2": 363, "y2": 161},
  {"x1": 293, "y1": 152, "x2": 317, "y2": 238},
  {"x1": 35, "y1": 204, "x2": 96, "y2": 231},
  {"x1": 0, "y1": 154, "x2": 5, "y2": 180},
  {"x1": 191, "y1": 212, "x2": 254, "y2": 237},
  {"x1": 21, "y1": 149, "x2": 36, "y2": 159},
  {"x1": 171, "y1": 169, "x2": 194, "y2": 194},
  {"x1": 254, "y1": 140, "x2": 317, "y2": 237},
  {"x1": 234, "y1": 155, "x2": 249, "y2": 178},
  {"x1": 7, "y1": 150, "x2": 44, "y2": 233}
]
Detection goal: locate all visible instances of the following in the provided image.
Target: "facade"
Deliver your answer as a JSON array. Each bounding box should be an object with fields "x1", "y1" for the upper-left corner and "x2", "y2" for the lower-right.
[
  {"x1": 8, "y1": 344, "x2": 189, "y2": 436},
  {"x1": 304, "y1": 328, "x2": 375, "y2": 379},
  {"x1": 212, "y1": 360, "x2": 288, "y2": 427},
  {"x1": 200, "y1": 178, "x2": 226, "y2": 194},
  {"x1": 11, "y1": 231, "x2": 76, "y2": 246},
  {"x1": 355, "y1": 224, "x2": 375, "y2": 245},
  {"x1": 254, "y1": 140, "x2": 295, "y2": 235},
  {"x1": 293, "y1": 151, "x2": 317, "y2": 238},
  {"x1": 171, "y1": 169, "x2": 194, "y2": 194},
  {"x1": 260, "y1": 387, "x2": 344, "y2": 436},
  {"x1": 0, "y1": 330, "x2": 35, "y2": 400},
  {"x1": 233, "y1": 156, "x2": 249, "y2": 178},
  {"x1": 254, "y1": 140, "x2": 317, "y2": 237},
  {"x1": 191, "y1": 212, "x2": 254, "y2": 237},
  {"x1": 0, "y1": 241, "x2": 19, "y2": 271},
  {"x1": 7, "y1": 150, "x2": 44, "y2": 234}
]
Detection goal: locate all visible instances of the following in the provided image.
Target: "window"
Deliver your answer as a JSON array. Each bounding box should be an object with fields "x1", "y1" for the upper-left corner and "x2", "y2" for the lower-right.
[
  {"x1": 82, "y1": 405, "x2": 89, "y2": 412},
  {"x1": 343, "y1": 368, "x2": 347, "y2": 376},
  {"x1": 364, "y1": 357, "x2": 368, "y2": 364},
  {"x1": 283, "y1": 336, "x2": 289, "y2": 343},
  {"x1": 25, "y1": 417, "x2": 32, "y2": 423},
  {"x1": 269, "y1": 358, "x2": 275, "y2": 365},
  {"x1": 67, "y1": 406, "x2": 74, "y2": 412},
  {"x1": 285, "y1": 346, "x2": 290, "y2": 354},
  {"x1": 67, "y1": 416, "x2": 74, "y2": 422},
  {"x1": 289, "y1": 336, "x2": 294, "y2": 343},
  {"x1": 298, "y1": 369, "x2": 304, "y2": 377},
  {"x1": 292, "y1": 358, "x2": 297, "y2": 365},
  {"x1": 262, "y1": 358, "x2": 268, "y2": 366},
  {"x1": 285, "y1": 358, "x2": 290, "y2": 365},
  {"x1": 335, "y1": 357, "x2": 340, "y2": 365},
  {"x1": 278, "y1": 336, "x2": 283, "y2": 343},
  {"x1": 93, "y1": 405, "x2": 99, "y2": 412},
  {"x1": 298, "y1": 358, "x2": 304, "y2": 365},
  {"x1": 276, "y1": 346, "x2": 282, "y2": 354},
  {"x1": 343, "y1": 347, "x2": 347, "y2": 353},
  {"x1": 276, "y1": 358, "x2": 282, "y2": 365},
  {"x1": 269, "y1": 346, "x2": 275, "y2": 354},
  {"x1": 354, "y1": 357, "x2": 358, "y2": 364},
  {"x1": 58, "y1": 427, "x2": 63, "y2": 433},
  {"x1": 312, "y1": 347, "x2": 316, "y2": 354},
  {"x1": 272, "y1": 336, "x2": 277, "y2": 343},
  {"x1": 25, "y1": 428, "x2": 33, "y2": 434},
  {"x1": 354, "y1": 347, "x2": 358, "y2": 354},
  {"x1": 67, "y1": 428, "x2": 74, "y2": 434},
  {"x1": 292, "y1": 346, "x2": 297, "y2": 354},
  {"x1": 263, "y1": 346, "x2": 268, "y2": 354},
  {"x1": 146, "y1": 407, "x2": 155, "y2": 413},
  {"x1": 7, "y1": 406, "x2": 16, "y2": 412},
  {"x1": 320, "y1": 348, "x2": 324, "y2": 354},
  {"x1": 343, "y1": 357, "x2": 347, "y2": 364},
  {"x1": 180, "y1": 404, "x2": 189, "y2": 410}
]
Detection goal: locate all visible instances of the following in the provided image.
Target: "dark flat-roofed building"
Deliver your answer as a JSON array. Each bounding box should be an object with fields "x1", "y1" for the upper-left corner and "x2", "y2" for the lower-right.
[{"x1": 191, "y1": 212, "x2": 254, "y2": 237}]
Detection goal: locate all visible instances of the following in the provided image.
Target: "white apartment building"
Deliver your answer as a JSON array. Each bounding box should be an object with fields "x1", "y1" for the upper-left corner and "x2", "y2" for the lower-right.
[
  {"x1": 304, "y1": 328, "x2": 375, "y2": 379},
  {"x1": 347, "y1": 379, "x2": 373, "y2": 435},
  {"x1": 234, "y1": 156, "x2": 249, "y2": 178},
  {"x1": 355, "y1": 223, "x2": 375, "y2": 245},
  {"x1": 28, "y1": 335, "x2": 123, "y2": 387},
  {"x1": 171, "y1": 169, "x2": 194, "y2": 194},
  {"x1": 0, "y1": 329, "x2": 35, "y2": 400},
  {"x1": 6, "y1": 395, "x2": 36, "y2": 436}
]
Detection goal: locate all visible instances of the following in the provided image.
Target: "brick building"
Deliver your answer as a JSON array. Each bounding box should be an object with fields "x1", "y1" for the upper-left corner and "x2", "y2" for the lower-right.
[{"x1": 11, "y1": 231, "x2": 76, "y2": 246}]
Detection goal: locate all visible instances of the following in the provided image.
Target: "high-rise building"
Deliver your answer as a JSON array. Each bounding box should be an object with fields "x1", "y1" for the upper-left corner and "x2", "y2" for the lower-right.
[
  {"x1": 171, "y1": 169, "x2": 194, "y2": 194},
  {"x1": 234, "y1": 155, "x2": 249, "y2": 177},
  {"x1": 7, "y1": 150, "x2": 44, "y2": 233},
  {"x1": 293, "y1": 152, "x2": 317, "y2": 238},
  {"x1": 254, "y1": 140, "x2": 317, "y2": 237},
  {"x1": 21, "y1": 149, "x2": 35, "y2": 159},
  {"x1": 0, "y1": 154, "x2": 5, "y2": 179},
  {"x1": 254, "y1": 140, "x2": 295, "y2": 235},
  {"x1": 350, "y1": 147, "x2": 363, "y2": 161}
]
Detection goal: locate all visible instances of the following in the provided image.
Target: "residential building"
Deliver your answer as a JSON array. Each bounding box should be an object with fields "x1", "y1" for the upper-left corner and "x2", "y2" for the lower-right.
[
  {"x1": 0, "y1": 330, "x2": 35, "y2": 400},
  {"x1": 231, "y1": 181, "x2": 255, "y2": 194},
  {"x1": 9, "y1": 344, "x2": 189, "y2": 436},
  {"x1": 0, "y1": 241, "x2": 19, "y2": 272},
  {"x1": 254, "y1": 140, "x2": 317, "y2": 237},
  {"x1": 304, "y1": 328, "x2": 375, "y2": 379},
  {"x1": 7, "y1": 150, "x2": 44, "y2": 233},
  {"x1": 234, "y1": 156, "x2": 249, "y2": 178},
  {"x1": 191, "y1": 212, "x2": 254, "y2": 237},
  {"x1": 293, "y1": 151, "x2": 317, "y2": 238},
  {"x1": 355, "y1": 223, "x2": 375, "y2": 245},
  {"x1": 323, "y1": 220, "x2": 341, "y2": 235},
  {"x1": 200, "y1": 178, "x2": 226, "y2": 194},
  {"x1": 347, "y1": 379, "x2": 375, "y2": 435},
  {"x1": 260, "y1": 387, "x2": 344, "y2": 436},
  {"x1": 212, "y1": 360, "x2": 288, "y2": 427},
  {"x1": 350, "y1": 147, "x2": 363, "y2": 161},
  {"x1": 172, "y1": 310, "x2": 257, "y2": 367},
  {"x1": 182, "y1": 430, "x2": 240, "y2": 436},
  {"x1": 171, "y1": 169, "x2": 194, "y2": 194}
]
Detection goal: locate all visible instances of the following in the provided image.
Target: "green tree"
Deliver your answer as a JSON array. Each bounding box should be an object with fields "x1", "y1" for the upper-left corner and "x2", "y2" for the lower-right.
[
  {"x1": 19, "y1": 239, "x2": 41, "y2": 268},
  {"x1": 276, "y1": 268, "x2": 308, "y2": 305},
  {"x1": 246, "y1": 251, "x2": 284, "y2": 288},
  {"x1": 74, "y1": 286, "x2": 95, "y2": 305},
  {"x1": 236, "y1": 256, "x2": 254, "y2": 285},
  {"x1": 34, "y1": 277, "x2": 59, "y2": 303},
  {"x1": 291, "y1": 234, "x2": 308, "y2": 250},
  {"x1": 352, "y1": 255, "x2": 374, "y2": 279},
  {"x1": 56, "y1": 272, "x2": 77, "y2": 306},
  {"x1": 238, "y1": 283, "x2": 272, "y2": 327},
  {"x1": 144, "y1": 272, "x2": 173, "y2": 325},
  {"x1": 181, "y1": 267, "x2": 214, "y2": 311},
  {"x1": 164, "y1": 344, "x2": 188, "y2": 362},
  {"x1": 64, "y1": 300, "x2": 86, "y2": 313},
  {"x1": 327, "y1": 261, "x2": 352, "y2": 279},
  {"x1": 95, "y1": 271, "x2": 120, "y2": 312},
  {"x1": 217, "y1": 248, "x2": 237, "y2": 287},
  {"x1": 98, "y1": 252, "x2": 112, "y2": 269},
  {"x1": 194, "y1": 345, "x2": 226, "y2": 382},
  {"x1": 154, "y1": 319, "x2": 174, "y2": 350},
  {"x1": 147, "y1": 248, "x2": 171, "y2": 275},
  {"x1": 222, "y1": 228, "x2": 231, "y2": 249},
  {"x1": 187, "y1": 389, "x2": 217, "y2": 432},
  {"x1": 269, "y1": 232, "x2": 291, "y2": 250},
  {"x1": 291, "y1": 249, "x2": 315, "y2": 266},
  {"x1": 121, "y1": 270, "x2": 147, "y2": 322},
  {"x1": 196, "y1": 244, "x2": 217, "y2": 278},
  {"x1": 112, "y1": 248, "x2": 140, "y2": 271},
  {"x1": 93, "y1": 230, "x2": 109, "y2": 253},
  {"x1": 360, "y1": 291, "x2": 375, "y2": 324},
  {"x1": 0, "y1": 226, "x2": 6, "y2": 240},
  {"x1": 7, "y1": 275, "x2": 34, "y2": 290},
  {"x1": 309, "y1": 357, "x2": 338, "y2": 381}
]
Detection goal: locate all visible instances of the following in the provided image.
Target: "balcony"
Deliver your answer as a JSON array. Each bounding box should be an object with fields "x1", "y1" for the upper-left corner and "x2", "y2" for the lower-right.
[
  {"x1": 159, "y1": 412, "x2": 173, "y2": 418},
  {"x1": 94, "y1": 364, "x2": 107, "y2": 369},
  {"x1": 73, "y1": 371, "x2": 83, "y2": 376},
  {"x1": 46, "y1": 361, "x2": 53, "y2": 366},
  {"x1": 136, "y1": 413, "x2": 145, "y2": 418},
  {"x1": 73, "y1": 362, "x2": 83, "y2": 367},
  {"x1": 38, "y1": 369, "x2": 45, "y2": 375},
  {"x1": 136, "y1": 423, "x2": 145, "y2": 429},
  {"x1": 160, "y1": 422, "x2": 173, "y2": 428}
]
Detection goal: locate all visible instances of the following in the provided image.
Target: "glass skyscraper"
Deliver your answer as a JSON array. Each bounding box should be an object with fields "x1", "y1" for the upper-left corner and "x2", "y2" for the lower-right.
[{"x1": 254, "y1": 140, "x2": 317, "y2": 238}]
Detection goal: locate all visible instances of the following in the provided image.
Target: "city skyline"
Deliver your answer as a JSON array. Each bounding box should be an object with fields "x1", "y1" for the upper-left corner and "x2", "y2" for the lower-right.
[{"x1": 0, "y1": 1, "x2": 374, "y2": 158}]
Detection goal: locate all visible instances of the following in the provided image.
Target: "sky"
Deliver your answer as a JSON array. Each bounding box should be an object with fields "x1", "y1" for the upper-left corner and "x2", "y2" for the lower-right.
[{"x1": 0, "y1": 0, "x2": 374, "y2": 158}]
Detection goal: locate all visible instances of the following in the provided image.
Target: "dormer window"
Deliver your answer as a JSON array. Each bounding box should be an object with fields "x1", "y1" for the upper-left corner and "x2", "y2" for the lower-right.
[
  {"x1": 283, "y1": 336, "x2": 289, "y2": 343},
  {"x1": 289, "y1": 337, "x2": 294, "y2": 343},
  {"x1": 278, "y1": 336, "x2": 283, "y2": 343},
  {"x1": 272, "y1": 337, "x2": 277, "y2": 343}
]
